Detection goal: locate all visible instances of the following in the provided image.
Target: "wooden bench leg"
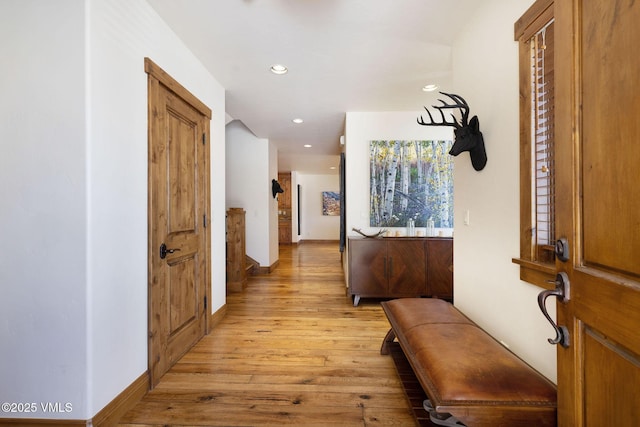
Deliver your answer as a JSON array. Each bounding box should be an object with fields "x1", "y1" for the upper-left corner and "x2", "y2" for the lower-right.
[{"x1": 380, "y1": 328, "x2": 396, "y2": 355}]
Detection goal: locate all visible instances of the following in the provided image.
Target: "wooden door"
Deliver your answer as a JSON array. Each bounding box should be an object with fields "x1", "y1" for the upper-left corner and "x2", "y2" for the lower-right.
[
  {"x1": 277, "y1": 172, "x2": 291, "y2": 209},
  {"x1": 278, "y1": 172, "x2": 292, "y2": 244},
  {"x1": 146, "y1": 58, "x2": 211, "y2": 388},
  {"x1": 554, "y1": 2, "x2": 640, "y2": 425}
]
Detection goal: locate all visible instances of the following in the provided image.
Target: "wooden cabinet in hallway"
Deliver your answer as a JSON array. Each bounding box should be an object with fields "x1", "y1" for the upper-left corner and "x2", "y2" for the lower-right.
[{"x1": 348, "y1": 236, "x2": 454, "y2": 306}]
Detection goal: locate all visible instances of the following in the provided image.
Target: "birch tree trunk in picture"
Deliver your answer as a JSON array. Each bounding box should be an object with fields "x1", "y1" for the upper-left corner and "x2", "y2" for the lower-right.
[
  {"x1": 383, "y1": 142, "x2": 399, "y2": 223},
  {"x1": 416, "y1": 142, "x2": 423, "y2": 190},
  {"x1": 370, "y1": 143, "x2": 380, "y2": 226},
  {"x1": 438, "y1": 142, "x2": 452, "y2": 227},
  {"x1": 400, "y1": 142, "x2": 410, "y2": 212},
  {"x1": 369, "y1": 140, "x2": 453, "y2": 228},
  {"x1": 422, "y1": 140, "x2": 435, "y2": 215}
]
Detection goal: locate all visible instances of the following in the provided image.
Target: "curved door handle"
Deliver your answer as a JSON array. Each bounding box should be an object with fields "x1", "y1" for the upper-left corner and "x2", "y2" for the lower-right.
[
  {"x1": 537, "y1": 272, "x2": 570, "y2": 348},
  {"x1": 159, "y1": 243, "x2": 181, "y2": 259}
]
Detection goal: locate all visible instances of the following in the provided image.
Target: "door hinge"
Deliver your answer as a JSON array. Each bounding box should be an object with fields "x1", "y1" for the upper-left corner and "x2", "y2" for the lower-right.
[
  {"x1": 204, "y1": 296, "x2": 207, "y2": 310},
  {"x1": 203, "y1": 213, "x2": 207, "y2": 228},
  {"x1": 202, "y1": 133, "x2": 206, "y2": 145}
]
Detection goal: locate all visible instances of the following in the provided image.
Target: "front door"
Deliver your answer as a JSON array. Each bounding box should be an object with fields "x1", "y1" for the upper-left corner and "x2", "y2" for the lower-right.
[
  {"x1": 555, "y1": 1, "x2": 640, "y2": 425},
  {"x1": 145, "y1": 58, "x2": 211, "y2": 388}
]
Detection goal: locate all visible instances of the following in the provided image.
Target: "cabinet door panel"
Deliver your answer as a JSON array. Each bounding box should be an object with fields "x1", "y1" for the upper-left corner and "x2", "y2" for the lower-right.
[
  {"x1": 426, "y1": 239, "x2": 453, "y2": 299},
  {"x1": 349, "y1": 239, "x2": 387, "y2": 296},
  {"x1": 387, "y1": 240, "x2": 426, "y2": 296}
]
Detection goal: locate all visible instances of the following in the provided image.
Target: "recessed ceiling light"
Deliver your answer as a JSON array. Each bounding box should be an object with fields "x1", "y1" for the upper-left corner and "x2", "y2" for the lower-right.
[
  {"x1": 292, "y1": 118, "x2": 303, "y2": 124},
  {"x1": 422, "y1": 84, "x2": 438, "y2": 92},
  {"x1": 330, "y1": 166, "x2": 337, "y2": 170},
  {"x1": 304, "y1": 144, "x2": 312, "y2": 148},
  {"x1": 270, "y1": 64, "x2": 288, "y2": 74}
]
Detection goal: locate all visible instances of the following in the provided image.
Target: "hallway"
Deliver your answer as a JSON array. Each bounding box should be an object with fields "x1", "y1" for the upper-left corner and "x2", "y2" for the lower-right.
[{"x1": 119, "y1": 242, "x2": 416, "y2": 426}]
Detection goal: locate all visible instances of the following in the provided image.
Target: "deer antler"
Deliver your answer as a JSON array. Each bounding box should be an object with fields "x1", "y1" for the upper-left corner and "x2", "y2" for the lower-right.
[{"x1": 417, "y1": 92, "x2": 470, "y2": 128}]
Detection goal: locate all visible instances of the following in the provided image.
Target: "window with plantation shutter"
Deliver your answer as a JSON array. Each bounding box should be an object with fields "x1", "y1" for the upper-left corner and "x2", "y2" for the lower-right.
[
  {"x1": 513, "y1": 0, "x2": 556, "y2": 289},
  {"x1": 532, "y1": 20, "x2": 555, "y2": 263}
]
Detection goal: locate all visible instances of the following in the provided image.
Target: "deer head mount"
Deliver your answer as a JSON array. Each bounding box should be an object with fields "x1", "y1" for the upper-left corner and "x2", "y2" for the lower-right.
[
  {"x1": 417, "y1": 92, "x2": 487, "y2": 171},
  {"x1": 272, "y1": 179, "x2": 284, "y2": 198}
]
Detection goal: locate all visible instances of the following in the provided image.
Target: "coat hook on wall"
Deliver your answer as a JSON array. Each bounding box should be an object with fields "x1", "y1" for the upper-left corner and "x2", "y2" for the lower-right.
[{"x1": 272, "y1": 179, "x2": 284, "y2": 199}]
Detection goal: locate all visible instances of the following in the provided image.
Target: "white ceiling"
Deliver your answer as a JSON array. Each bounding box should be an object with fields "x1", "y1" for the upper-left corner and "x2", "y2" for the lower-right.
[{"x1": 148, "y1": 0, "x2": 481, "y2": 174}]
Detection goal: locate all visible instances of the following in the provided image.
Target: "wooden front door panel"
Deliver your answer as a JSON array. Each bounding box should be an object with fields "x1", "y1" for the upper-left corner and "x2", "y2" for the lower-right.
[
  {"x1": 555, "y1": 1, "x2": 640, "y2": 425},
  {"x1": 147, "y1": 58, "x2": 211, "y2": 388}
]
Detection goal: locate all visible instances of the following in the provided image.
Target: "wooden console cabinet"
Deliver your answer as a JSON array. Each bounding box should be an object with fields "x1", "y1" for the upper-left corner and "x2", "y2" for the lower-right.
[{"x1": 347, "y1": 236, "x2": 453, "y2": 306}]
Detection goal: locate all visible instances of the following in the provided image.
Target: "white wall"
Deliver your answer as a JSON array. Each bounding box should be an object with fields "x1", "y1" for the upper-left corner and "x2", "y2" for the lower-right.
[
  {"x1": 344, "y1": 112, "x2": 453, "y2": 236},
  {"x1": 451, "y1": 0, "x2": 556, "y2": 382},
  {"x1": 225, "y1": 120, "x2": 268, "y2": 265},
  {"x1": 0, "y1": 0, "x2": 226, "y2": 420},
  {"x1": 290, "y1": 171, "x2": 300, "y2": 243},
  {"x1": 0, "y1": 0, "x2": 88, "y2": 416},
  {"x1": 296, "y1": 173, "x2": 340, "y2": 241},
  {"x1": 268, "y1": 141, "x2": 279, "y2": 266},
  {"x1": 226, "y1": 120, "x2": 278, "y2": 268}
]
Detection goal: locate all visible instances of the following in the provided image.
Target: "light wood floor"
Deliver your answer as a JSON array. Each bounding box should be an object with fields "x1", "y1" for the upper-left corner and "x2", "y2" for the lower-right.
[{"x1": 119, "y1": 241, "x2": 417, "y2": 427}]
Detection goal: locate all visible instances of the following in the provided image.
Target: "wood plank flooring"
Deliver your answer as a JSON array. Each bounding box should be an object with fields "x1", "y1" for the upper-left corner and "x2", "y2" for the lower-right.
[{"x1": 119, "y1": 242, "x2": 421, "y2": 426}]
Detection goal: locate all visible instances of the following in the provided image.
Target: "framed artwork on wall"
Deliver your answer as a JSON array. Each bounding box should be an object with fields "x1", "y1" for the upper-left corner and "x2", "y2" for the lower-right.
[
  {"x1": 322, "y1": 191, "x2": 340, "y2": 216},
  {"x1": 370, "y1": 140, "x2": 454, "y2": 228}
]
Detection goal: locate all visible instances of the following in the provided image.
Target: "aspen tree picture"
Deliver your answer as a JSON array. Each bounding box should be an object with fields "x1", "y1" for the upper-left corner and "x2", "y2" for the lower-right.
[{"x1": 370, "y1": 140, "x2": 454, "y2": 228}]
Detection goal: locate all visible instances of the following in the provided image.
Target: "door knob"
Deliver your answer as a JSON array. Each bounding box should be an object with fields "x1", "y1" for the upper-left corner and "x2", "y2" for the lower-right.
[
  {"x1": 537, "y1": 272, "x2": 570, "y2": 348},
  {"x1": 555, "y1": 237, "x2": 569, "y2": 262},
  {"x1": 159, "y1": 243, "x2": 180, "y2": 259}
]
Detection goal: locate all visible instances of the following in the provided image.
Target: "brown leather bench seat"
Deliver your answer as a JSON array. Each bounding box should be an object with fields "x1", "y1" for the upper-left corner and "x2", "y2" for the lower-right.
[{"x1": 381, "y1": 298, "x2": 557, "y2": 426}]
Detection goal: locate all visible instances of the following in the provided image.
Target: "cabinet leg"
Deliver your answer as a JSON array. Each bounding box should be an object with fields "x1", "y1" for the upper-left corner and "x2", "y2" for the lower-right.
[{"x1": 353, "y1": 295, "x2": 360, "y2": 307}]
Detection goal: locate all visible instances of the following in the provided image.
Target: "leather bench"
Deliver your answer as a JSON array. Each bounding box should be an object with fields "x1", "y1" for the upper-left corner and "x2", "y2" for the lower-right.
[{"x1": 381, "y1": 298, "x2": 557, "y2": 426}]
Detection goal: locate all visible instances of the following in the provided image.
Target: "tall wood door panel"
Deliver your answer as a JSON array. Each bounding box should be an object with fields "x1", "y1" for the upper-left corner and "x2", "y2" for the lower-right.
[
  {"x1": 278, "y1": 172, "x2": 292, "y2": 244},
  {"x1": 554, "y1": 2, "x2": 640, "y2": 425},
  {"x1": 146, "y1": 58, "x2": 211, "y2": 388},
  {"x1": 277, "y1": 172, "x2": 291, "y2": 209}
]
